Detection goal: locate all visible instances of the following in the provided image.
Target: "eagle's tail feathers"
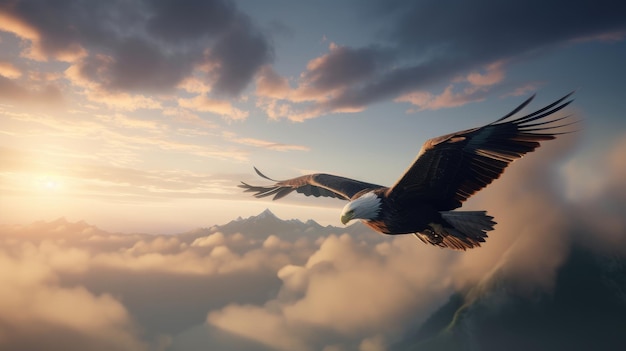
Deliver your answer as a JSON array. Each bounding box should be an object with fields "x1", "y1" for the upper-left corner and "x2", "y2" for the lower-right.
[{"x1": 414, "y1": 211, "x2": 496, "y2": 251}]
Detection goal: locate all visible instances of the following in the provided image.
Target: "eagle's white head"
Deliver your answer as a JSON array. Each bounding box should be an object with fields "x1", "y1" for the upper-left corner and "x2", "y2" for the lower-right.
[{"x1": 340, "y1": 192, "x2": 381, "y2": 224}]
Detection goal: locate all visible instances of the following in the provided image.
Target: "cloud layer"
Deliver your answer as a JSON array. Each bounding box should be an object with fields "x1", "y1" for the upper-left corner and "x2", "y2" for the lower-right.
[
  {"x1": 255, "y1": 0, "x2": 626, "y2": 120},
  {"x1": 2, "y1": 0, "x2": 624, "y2": 121},
  {"x1": 2, "y1": 132, "x2": 626, "y2": 350}
]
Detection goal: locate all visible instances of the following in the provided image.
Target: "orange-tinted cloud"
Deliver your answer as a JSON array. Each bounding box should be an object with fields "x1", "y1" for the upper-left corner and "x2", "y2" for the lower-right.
[
  {"x1": 249, "y1": 1, "x2": 626, "y2": 121},
  {"x1": 0, "y1": 8, "x2": 87, "y2": 62},
  {"x1": 0, "y1": 236, "x2": 147, "y2": 351},
  {"x1": 0, "y1": 75, "x2": 64, "y2": 106},
  {"x1": 178, "y1": 95, "x2": 249, "y2": 121},
  {"x1": 0, "y1": 61, "x2": 21, "y2": 78},
  {"x1": 0, "y1": 0, "x2": 272, "y2": 119},
  {"x1": 254, "y1": 44, "x2": 384, "y2": 121},
  {"x1": 222, "y1": 131, "x2": 310, "y2": 152},
  {"x1": 465, "y1": 61, "x2": 505, "y2": 87},
  {"x1": 395, "y1": 61, "x2": 506, "y2": 112},
  {"x1": 255, "y1": 65, "x2": 291, "y2": 100}
]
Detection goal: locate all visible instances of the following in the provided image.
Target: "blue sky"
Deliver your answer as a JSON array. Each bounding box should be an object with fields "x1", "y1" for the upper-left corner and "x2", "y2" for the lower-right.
[{"x1": 1, "y1": 0, "x2": 625, "y2": 233}]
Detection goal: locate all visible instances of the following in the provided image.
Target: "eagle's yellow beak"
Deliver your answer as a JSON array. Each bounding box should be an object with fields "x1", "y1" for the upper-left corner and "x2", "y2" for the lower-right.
[{"x1": 340, "y1": 210, "x2": 354, "y2": 225}]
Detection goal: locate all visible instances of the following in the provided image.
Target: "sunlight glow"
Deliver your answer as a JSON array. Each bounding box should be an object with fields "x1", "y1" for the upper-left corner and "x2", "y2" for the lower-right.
[{"x1": 36, "y1": 175, "x2": 62, "y2": 191}]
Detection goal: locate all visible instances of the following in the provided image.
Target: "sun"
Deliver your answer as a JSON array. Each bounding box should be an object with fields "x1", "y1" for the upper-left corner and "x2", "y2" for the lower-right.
[
  {"x1": 37, "y1": 175, "x2": 62, "y2": 191},
  {"x1": 44, "y1": 179, "x2": 59, "y2": 189}
]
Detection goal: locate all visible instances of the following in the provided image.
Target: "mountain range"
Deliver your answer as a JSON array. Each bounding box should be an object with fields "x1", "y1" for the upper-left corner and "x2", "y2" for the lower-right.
[{"x1": 175, "y1": 208, "x2": 381, "y2": 245}]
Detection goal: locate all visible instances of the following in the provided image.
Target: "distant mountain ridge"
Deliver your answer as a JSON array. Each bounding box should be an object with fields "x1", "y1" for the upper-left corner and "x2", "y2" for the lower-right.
[
  {"x1": 181, "y1": 208, "x2": 370, "y2": 243},
  {"x1": 220, "y1": 208, "x2": 323, "y2": 235},
  {"x1": 6, "y1": 206, "x2": 381, "y2": 254}
]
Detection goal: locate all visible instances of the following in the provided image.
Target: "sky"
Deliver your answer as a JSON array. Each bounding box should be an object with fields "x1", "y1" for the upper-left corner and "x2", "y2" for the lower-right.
[
  {"x1": 1, "y1": 2, "x2": 626, "y2": 350},
  {"x1": 1, "y1": 0, "x2": 626, "y2": 233}
]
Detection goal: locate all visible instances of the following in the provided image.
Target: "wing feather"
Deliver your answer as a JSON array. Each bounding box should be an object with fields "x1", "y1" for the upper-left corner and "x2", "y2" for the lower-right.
[
  {"x1": 239, "y1": 167, "x2": 383, "y2": 201},
  {"x1": 387, "y1": 92, "x2": 576, "y2": 210}
]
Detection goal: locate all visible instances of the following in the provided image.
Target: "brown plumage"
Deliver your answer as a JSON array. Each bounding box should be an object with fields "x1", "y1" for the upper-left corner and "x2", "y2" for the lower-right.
[{"x1": 240, "y1": 93, "x2": 576, "y2": 250}]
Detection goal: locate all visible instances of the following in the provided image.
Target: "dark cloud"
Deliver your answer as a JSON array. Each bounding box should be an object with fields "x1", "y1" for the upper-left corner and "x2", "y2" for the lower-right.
[
  {"x1": 0, "y1": 320, "x2": 146, "y2": 351},
  {"x1": 326, "y1": 58, "x2": 457, "y2": 110},
  {"x1": 301, "y1": 45, "x2": 391, "y2": 92},
  {"x1": 145, "y1": 0, "x2": 236, "y2": 42},
  {"x1": 319, "y1": 0, "x2": 626, "y2": 111},
  {"x1": 0, "y1": 0, "x2": 272, "y2": 95},
  {"x1": 106, "y1": 37, "x2": 195, "y2": 93},
  {"x1": 61, "y1": 266, "x2": 281, "y2": 338},
  {"x1": 388, "y1": 0, "x2": 626, "y2": 56},
  {"x1": 0, "y1": 0, "x2": 139, "y2": 56},
  {"x1": 209, "y1": 16, "x2": 274, "y2": 96}
]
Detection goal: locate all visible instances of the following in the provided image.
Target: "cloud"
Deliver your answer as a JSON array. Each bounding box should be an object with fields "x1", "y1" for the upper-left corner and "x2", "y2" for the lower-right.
[
  {"x1": 256, "y1": 65, "x2": 291, "y2": 99},
  {"x1": 208, "y1": 15, "x2": 274, "y2": 96},
  {"x1": 64, "y1": 60, "x2": 163, "y2": 111},
  {"x1": 178, "y1": 95, "x2": 249, "y2": 121},
  {"x1": 261, "y1": 0, "x2": 626, "y2": 119},
  {"x1": 222, "y1": 131, "x2": 310, "y2": 152},
  {"x1": 1, "y1": 103, "x2": 248, "y2": 168},
  {"x1": 393, "y1": 61, "x2": 506, "y2": 111},
  {"x1": 449, "y1": 137, "x2": 577, "y2": 293},
  {"x1": 208, "y1": 305, "x2": 311, "y2": 351},
  {"x1": 395, "y1": 85, "x2": 485, "y2": 112},
  {"x1": 3, "y1": 0, "x2": 621, "y2": 121},
  {"x1": 293, "y1": 43, "x2": 390, "y2": 101},
  {"x1": 0, "y1": 60, "x2": 21, "y2": 78},
  {"x1": 0, "y1": 7, "x2": 85, "y2": 62},
  {"x1": 98, "y1": 37, "x2": 195, "y2": 93},
  {"x1": 0, "y1": 74, "x2": 64, "y2": 106},
  {"x1": 0, "y1": 0, "x2": 272, "y2": 101},
  {"x1": 464, "y1": 61, "x2": 506, "y2": 87},
  {"x1": 254, "y1": 44, "x2": 388, "y2": 121},
  {"x1": 0, "y1": 237, "x2": 147, "y2": 351},
  {"x1": 0, "y1": 216, "x2": 323, "y2": 348},
  {"x1": 145, "y1": 0, "x2": 236, "y2": 42},
  {"x1": 501, "y1": 82, "x2": 545, "y2": 97},
  {"x1": 563, "y1": 134, "x2": 626, "y2": 253},
  {"x1": 208, "y1": 233, "x2": 453, "y2": 351}
]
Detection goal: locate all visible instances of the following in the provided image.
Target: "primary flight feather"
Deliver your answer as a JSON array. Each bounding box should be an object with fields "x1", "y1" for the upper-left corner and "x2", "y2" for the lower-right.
[{"x1": 240, "y1": 93, "x2": 576, "y2": 250}]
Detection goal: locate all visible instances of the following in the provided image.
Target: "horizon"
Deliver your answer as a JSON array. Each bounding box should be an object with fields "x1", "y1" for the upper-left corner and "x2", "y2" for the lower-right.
[{"x1": 5, "y1": 207, "x2": 337, "y2": 234}]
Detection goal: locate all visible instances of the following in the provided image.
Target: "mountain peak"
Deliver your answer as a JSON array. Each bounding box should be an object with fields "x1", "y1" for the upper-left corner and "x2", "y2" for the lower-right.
[{"x1": 256, "y1": 208, "x2": 278, "y2": 220}]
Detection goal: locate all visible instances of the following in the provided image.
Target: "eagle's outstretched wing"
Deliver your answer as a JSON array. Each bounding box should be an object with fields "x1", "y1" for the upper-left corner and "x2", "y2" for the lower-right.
[
  {"x1": 387, "y1": 92, "x2": 577, "y2": 210},
  {"x1": 239, "y1": 167, "x2": 383, "y2": 201}
]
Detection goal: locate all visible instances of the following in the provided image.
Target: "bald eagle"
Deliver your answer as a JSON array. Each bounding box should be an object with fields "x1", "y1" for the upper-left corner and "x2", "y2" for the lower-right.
[{"x1": 240, "y1": 93, "x2": 576, "y2": 250}]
